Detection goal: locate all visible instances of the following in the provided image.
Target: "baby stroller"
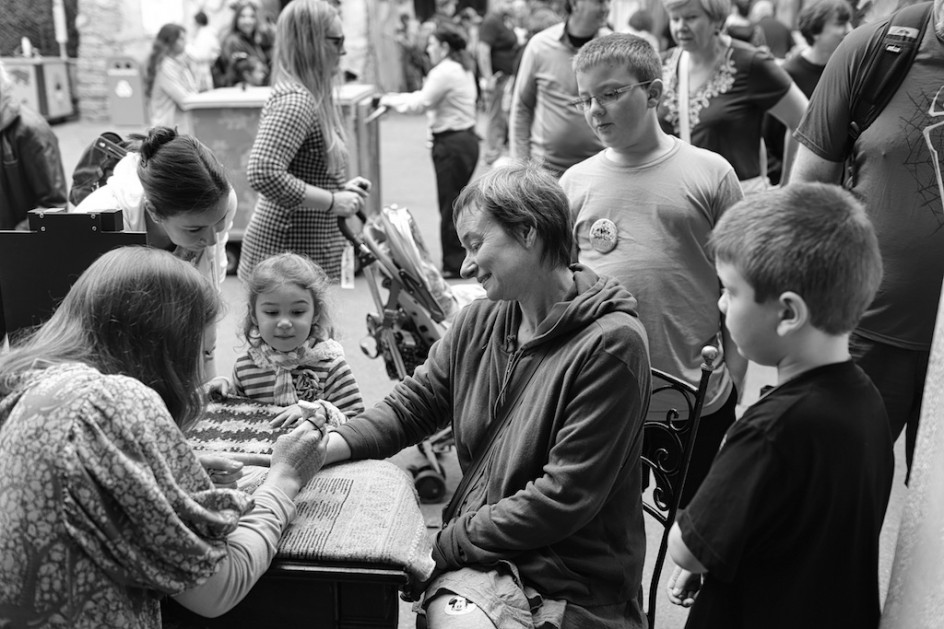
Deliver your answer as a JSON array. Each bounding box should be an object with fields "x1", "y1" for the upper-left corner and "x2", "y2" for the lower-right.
[{"x1": 339, "y1": 207, "x2": 477, "y2": 503}]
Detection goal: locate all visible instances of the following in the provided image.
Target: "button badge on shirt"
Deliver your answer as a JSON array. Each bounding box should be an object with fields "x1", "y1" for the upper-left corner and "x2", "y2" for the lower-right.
[{"x1": 589, "y1": 218, "x2": 618, "y2": 253}]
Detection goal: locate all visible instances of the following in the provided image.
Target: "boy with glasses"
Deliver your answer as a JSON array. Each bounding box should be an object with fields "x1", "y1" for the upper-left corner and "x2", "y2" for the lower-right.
[{"x1": 560, "y1": 33, "x2": 745, "y2": 506}]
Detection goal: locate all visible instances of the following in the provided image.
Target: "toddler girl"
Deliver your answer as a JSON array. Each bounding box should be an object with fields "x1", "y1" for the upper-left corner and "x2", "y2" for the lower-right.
[{"x1": 215, "y1": 252, "x2": 364, "y2": 427}]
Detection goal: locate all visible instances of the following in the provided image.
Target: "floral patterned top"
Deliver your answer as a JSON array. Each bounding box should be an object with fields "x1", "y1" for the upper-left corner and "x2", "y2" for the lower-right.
[
  {"x1": 0, "y1": 363, "x2": 253, "y2": 628},
  {"x1": 658, "y1": 38, "x2": 793, "y2": 180}
]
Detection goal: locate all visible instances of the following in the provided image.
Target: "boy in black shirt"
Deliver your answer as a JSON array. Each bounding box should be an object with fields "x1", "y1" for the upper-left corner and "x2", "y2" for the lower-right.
[{"x1": 667, "y1": 183, "x2": 895, "y2": 628}]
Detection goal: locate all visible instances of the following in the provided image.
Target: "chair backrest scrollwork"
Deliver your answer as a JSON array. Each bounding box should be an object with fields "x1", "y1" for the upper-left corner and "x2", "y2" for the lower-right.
[{"x1": 642, "y1": 345, "x2": 718, "y2": 628}]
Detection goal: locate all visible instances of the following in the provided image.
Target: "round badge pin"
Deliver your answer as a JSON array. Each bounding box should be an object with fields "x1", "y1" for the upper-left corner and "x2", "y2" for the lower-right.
[{"x1": 589, "y1": 218, "x2": 618, "y2": 253}]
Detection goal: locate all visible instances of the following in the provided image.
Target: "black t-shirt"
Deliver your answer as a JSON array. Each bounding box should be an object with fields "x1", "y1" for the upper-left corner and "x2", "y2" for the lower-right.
[{"x1": 679, "y1": 361, "x2": 894, "y2": 629}]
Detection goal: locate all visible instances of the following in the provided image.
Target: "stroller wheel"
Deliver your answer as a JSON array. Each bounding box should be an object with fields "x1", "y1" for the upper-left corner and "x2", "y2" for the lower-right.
[{"x1": 414, "y1": 468, "x2": 447, "y2": 504}]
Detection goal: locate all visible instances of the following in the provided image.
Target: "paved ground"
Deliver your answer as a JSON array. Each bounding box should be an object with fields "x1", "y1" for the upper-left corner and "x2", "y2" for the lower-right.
[{"x1": 49, "y1": 109, "x2": 907, "y2": 629}]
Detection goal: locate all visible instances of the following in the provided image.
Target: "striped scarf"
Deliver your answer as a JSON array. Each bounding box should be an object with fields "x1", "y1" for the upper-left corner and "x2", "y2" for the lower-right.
[{"x1": 247, "y1": 340, "x2": 316, "y2": 406}]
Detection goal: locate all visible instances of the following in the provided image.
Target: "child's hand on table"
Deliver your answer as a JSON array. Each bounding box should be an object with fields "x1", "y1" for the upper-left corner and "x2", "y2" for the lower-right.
[{"x1": 270, "y1": 400, "x2": 346, "y2": 431}]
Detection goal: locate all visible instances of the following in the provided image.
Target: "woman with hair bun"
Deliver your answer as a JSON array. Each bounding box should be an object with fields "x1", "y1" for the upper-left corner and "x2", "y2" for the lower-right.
[
  {"x1": 73, "y1": 126, "x2": 237, "y2": 294},
  {"x1": 380, "y1": 24, "x2": 479, "y2": 278}
]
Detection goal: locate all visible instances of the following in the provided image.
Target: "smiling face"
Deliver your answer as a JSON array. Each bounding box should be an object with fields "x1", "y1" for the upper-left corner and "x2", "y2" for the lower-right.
[
  {"x1": 237, "y1": 6, "x2": 257, "y2": 36},
  {"x1": 576, "y1": 63, "x2": 656, "y2": 153},
  {"x1": 457, "y1": 204, "x2": 538, "y2": 302},
  {"x1": 666, "y1": 0, "x2": 721, "y2": 53},
  {"x1": 254, "y1": 283, "x2": 317, "y2": 352},
  {"x1": 153, "y1": 191, "x2": 233, "y2": 253},
  {"x1": 716, "y1": 260, "x2": 783, "y2": 366}
]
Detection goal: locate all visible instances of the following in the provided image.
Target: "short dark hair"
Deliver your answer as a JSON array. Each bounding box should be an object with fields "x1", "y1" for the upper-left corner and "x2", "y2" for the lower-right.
[
  {"x1": 799, "y1": 0, "x2": 852, "y2": 45},
  {"x1": 454, "y1": 162, "x2": 574, "y2": 269},
  {"x1": 572, "y1": 32, "x2": 661, "y2": 83},
  {"x1": 710, "y1": 183, "x2": 883, "y2": 335}
]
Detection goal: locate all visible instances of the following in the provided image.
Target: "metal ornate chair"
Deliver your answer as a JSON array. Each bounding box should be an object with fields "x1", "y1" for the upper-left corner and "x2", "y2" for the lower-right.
[{"x1": 643, "y1": 345, "x2": 718, "y2": 628}]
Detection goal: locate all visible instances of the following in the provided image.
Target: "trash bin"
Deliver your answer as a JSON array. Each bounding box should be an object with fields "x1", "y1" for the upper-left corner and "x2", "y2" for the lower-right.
[
  {"x1": 0, "y1": 57, "x2": 75, "y2": 121},
  {"x1": 181, "y1": 84, "x2": 385, "y2": 273},
  {"x1": 106, "y1": 57, "x2": 147, "y2": 127}
]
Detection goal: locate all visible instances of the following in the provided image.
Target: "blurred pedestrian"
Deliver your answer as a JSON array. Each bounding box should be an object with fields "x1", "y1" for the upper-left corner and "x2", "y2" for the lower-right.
[
  {"x1": 510, "y1": 0, "x2": 611, "y2": 177},
  {"x1": 763, "y1": 0, "x2": 852, "y2": 184},
  {"x1": 477, "y1": 0, "x2": 519, "y2": 165},
  {"x1": 0, "y1": 59, "x2": 67, "y2": 341},
  {"x1": 145, "y1": 23, "x2": 199, "y2": 133},
  {"x1": 218, "y1": 0, "x2": 272, "y2": 87},
  {"x1": 187, "y1": 11, "x2": 221, "y2": 92},
  {"x1": 658, "y1": 0, "x2": 808, "y2": 192},
  {"x1": 382, "y1": 24, "x2": 479, "y2": 277}
]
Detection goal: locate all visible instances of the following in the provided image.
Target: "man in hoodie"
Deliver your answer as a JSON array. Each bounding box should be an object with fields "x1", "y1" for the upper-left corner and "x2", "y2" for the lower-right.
[
  {"x1": 323, "y1": 163, "x2": 651, "y2": 629},
  {"x1": 0, "y1": 59, "x2": 68, "y2": 339}
]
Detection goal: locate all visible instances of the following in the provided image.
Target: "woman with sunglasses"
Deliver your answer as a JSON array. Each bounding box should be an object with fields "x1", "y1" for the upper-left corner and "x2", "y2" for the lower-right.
[{"x1": 240, "y1": 0, "x2": 370, "y2": 283}]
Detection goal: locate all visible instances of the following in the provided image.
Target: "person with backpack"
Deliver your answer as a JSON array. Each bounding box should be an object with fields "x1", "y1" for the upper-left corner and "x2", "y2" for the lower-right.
[{"x1": 791, "y1": 0, "x2": 942, "y2": 481}]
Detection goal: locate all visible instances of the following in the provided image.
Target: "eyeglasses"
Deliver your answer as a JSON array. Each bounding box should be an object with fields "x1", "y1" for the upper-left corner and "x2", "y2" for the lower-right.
[
  {"x1": 568, "y1": 80, "x2": 654, "y2": 113},
  {"x1": 326, "y1": 35, "x2": 345, "y2": 51}
]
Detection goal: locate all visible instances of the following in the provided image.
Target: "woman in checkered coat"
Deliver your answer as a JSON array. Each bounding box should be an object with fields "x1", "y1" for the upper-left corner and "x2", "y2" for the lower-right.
[{"x1": 239, "y1": 0, "x2": 371, "y2": 282}]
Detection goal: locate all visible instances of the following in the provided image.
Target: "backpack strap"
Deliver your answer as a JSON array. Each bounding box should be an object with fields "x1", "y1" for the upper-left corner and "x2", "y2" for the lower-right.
[{"x1": 848, "y1": 1, "x2": 933, "y2": 146}]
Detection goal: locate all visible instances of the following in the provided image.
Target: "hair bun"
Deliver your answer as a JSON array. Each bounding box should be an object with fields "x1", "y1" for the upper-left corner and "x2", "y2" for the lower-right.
[{"x1": 140, "y1": 126, "x2": 178, "y2": 164}]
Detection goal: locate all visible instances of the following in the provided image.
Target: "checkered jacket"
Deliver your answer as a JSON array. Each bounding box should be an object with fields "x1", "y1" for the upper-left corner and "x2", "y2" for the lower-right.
[{"x1": 240, "y1": 81, "x2": 348, "y2": 281}]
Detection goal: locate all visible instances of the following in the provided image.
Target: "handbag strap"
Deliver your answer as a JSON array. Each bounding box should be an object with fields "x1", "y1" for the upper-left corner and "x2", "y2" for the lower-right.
[
  {"x1": 441, "y1": 348, "x2": 549, "y2": 525},
  {"x1": 677, "y1": 51, "x2": 691, "y2": 144}
]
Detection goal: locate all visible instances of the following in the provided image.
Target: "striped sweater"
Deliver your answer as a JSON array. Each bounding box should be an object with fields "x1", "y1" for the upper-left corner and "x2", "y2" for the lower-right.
[{"x1": 232, "y1": 339, "x2": 364, "y2": 418}]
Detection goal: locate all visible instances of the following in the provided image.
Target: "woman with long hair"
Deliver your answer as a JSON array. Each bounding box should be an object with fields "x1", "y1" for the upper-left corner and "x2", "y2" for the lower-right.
[
  {"x1": 239, "y1": 0, "x2": 370, "y2": 283},
  {"x1": 0, "y1": 248, "x2": 326, "y2": 626},
  {"x1": 380, "y1": 24, "x2": 479, "y2": 278},
  {"x1": 657, "y1": 0, "x2": 808, "y2": 192},
  {"x1": 144, "y1": 23, "x2": 199, "y2": 133},
  {"x1": 219, "y1": 0, "x2": 272, "y2": 86}
]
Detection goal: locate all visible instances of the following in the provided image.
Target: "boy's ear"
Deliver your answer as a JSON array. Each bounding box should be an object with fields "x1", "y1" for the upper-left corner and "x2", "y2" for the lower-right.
[
  {"x1": 776, "y1": 291, "x2": 808, "y2": 336},
  {"x1": 647, "y1": 78, "x2": 664, "y2": 108}
]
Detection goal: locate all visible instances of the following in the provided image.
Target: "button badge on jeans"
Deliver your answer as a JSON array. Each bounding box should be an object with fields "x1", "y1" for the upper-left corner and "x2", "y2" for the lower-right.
[{"x1": 589, "y1": 218, "x2": 618, "y2": 253}]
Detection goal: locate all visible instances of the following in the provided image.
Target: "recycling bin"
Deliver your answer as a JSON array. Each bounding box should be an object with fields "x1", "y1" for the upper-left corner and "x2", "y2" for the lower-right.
[
  {"x1": 1, "y1": 57, "x2": 75, "y2": 121},
  {"x1": 181, "y1": 84, "x2": 384, "y2": 272},
  {"x1": 106, "y1": 57, "x2": 147, "y2": 127}
]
